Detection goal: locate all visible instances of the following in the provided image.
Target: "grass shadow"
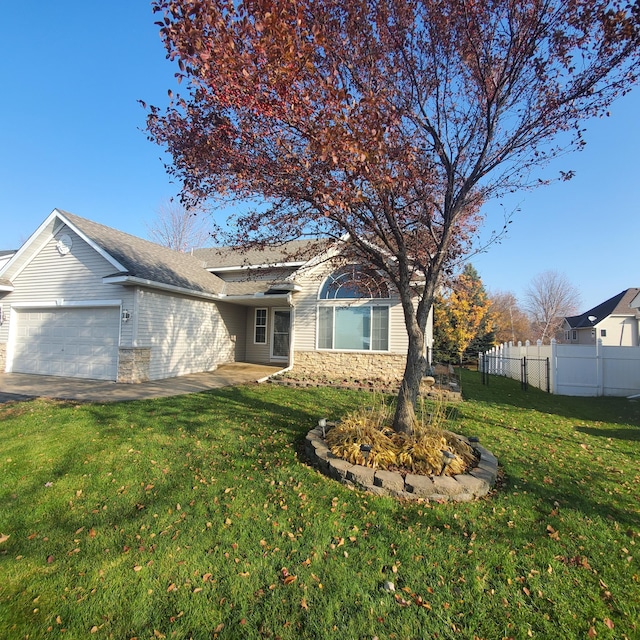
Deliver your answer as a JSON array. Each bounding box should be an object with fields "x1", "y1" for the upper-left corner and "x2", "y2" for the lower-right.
[{"x1": 574, "y1": 425, "x2": 640, "y2": 442}]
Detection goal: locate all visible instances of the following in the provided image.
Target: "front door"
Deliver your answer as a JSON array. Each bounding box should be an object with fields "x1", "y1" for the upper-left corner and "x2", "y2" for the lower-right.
[{"x1": 271, "y1": 308, "x2": 291, "y2": 361}]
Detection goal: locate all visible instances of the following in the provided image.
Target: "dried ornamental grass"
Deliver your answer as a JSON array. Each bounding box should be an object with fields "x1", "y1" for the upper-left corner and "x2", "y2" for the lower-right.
[{"x1": 325, "y1": 407, "x2": 477, "y2": 476}]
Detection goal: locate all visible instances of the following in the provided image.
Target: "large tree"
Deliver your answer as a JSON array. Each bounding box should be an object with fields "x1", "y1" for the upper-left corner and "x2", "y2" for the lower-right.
[
  {"x1": 524, "y1": 270, "x2": 581, "y2": 343},
  {"x1": 146, "y1": 0, "x2": 639, "y2": 433}
]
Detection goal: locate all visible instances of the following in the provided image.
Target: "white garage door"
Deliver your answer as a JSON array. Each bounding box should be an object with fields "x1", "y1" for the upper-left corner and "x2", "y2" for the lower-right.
[{"x1": 12, "y1": 307, "x2": 120, "y2": 381}]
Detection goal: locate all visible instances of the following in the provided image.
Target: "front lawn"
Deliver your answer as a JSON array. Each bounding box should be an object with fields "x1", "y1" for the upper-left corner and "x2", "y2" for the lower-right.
[{"x1": 0, "y1": 372, "x2": 638, "y2": 639}]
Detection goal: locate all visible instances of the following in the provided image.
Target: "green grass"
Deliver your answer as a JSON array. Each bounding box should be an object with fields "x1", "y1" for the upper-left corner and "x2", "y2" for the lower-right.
[{"x1": 0, "y1": 372, "x2": 638, "y2": 640}]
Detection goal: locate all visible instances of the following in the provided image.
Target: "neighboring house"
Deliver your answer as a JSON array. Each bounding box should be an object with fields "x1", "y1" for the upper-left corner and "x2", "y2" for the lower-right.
[
  {"x1": 562, "y1": 288, "x2": 640, "y2": 346},
  {"x1": 0, "y1": 209, "x2": 432, "y2": 383}
]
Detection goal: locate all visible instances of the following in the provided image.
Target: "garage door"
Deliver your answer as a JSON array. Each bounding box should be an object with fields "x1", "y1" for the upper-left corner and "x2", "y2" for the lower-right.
[{"x1": 12, "y1": 307, "x2": 120, "y2": 381}]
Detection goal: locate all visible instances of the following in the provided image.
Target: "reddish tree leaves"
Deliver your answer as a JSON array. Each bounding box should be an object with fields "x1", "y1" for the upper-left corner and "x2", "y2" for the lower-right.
[{"x1": 146, "y1": 0, "x2": 640, "y2": 432}]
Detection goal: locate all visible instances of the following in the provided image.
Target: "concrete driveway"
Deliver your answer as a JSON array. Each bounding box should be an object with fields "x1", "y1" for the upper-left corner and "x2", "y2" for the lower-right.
[{"x1": 0, "y1": 363, "x2": 285, "y2": 404}]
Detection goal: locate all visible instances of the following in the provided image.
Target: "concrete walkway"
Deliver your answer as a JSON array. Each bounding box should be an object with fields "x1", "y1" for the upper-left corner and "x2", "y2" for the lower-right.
[{"x1": 0, "y1": 363, "x2": 285, "y2": 404}]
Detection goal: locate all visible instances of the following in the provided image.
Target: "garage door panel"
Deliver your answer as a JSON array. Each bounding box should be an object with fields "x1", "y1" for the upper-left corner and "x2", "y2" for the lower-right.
[
  {"x1": 13, "y1": 308, "x2": 120, "y2": 381},
  {"x1": 49, "y1": 361, "x2": 65, "y2": 376}
]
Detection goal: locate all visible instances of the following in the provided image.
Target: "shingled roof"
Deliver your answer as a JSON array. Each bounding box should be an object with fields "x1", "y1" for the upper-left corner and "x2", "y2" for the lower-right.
[
  {"x1": 193, "y1": 239, "x2": 330, "y2": 270},
  {"x1": 565, "y1": 288, "x2": 640, "y2": 329},
  {"x1": 60, "y1": 211, "x2": 227, "y2": 296}
]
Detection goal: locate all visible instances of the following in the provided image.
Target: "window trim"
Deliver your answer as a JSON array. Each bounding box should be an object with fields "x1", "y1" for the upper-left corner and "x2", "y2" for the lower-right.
[
  {"x1": 316, "y1": 302, "x2": 390, "y2": 352},
  {"x1": 254, "y1": 308, "x2": 267, "y2": 344}
]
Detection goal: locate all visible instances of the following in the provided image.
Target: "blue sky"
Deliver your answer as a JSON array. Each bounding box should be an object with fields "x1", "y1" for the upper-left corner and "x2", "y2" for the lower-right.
[{"x1": 1, "y1": 1, "x2": 638, "y2": 312}]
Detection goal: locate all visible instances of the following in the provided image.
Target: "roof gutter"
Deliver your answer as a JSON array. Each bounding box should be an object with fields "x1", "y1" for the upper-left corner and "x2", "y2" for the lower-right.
[
  {"x1": 221, "y1": 292, "x2": 292, "y2": 305},
  {"x1": 102, "y1": 275, "x2": 223, "y2": 301},
  {"x1": 208, "y1": 261, "x2": 307, "y2": 272}
]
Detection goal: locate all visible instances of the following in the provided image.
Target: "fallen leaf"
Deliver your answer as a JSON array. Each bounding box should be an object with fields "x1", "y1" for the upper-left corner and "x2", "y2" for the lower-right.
[
  {"x1": 283, "y1": 575, "x2": 297, "y2": 585},
  {"x1": 0, "y1": 534, "x2": 10, "y2": 544},
  {"x1": 90, "y1": 626, "x2": 99, "y2": 633},
  {"x1": 301, "y1": 598, "x2": 309, "y2": 610},
  {"x1": 588, "y1": 627, "x2": 597, "y2": 638},
  {"x1": 133, "y1": 565, "x2": 143, "y2": 572},
  {"x1": 604, "y1": 619, "x2": 614, "y2": 630},
  {"x1": 203, "y1": 573, "x2": 212, "y2": 582},
  {"x1": 394, "y1": 594, "x2": 411, "y2": 607}
]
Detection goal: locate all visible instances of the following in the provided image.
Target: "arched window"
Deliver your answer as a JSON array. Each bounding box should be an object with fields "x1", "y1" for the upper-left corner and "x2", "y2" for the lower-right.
[
  {"x1": 317, "y1": 265, "x2": 390, "y2": 351},
  {"x1": 319, "y1": 265, "x2": 389, "y2": 300}
]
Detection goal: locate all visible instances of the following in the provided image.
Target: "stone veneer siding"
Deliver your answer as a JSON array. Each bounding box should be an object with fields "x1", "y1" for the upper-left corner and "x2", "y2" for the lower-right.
[
  {"x1": 0, "y1": 343, "x2": 6, "y2": 373},
  {"x1": 294, "y1": 351, "x2": 406, "y2": 381},
  {"x1": 117, "y1": 347, "x2": 151, "y2": 383}
]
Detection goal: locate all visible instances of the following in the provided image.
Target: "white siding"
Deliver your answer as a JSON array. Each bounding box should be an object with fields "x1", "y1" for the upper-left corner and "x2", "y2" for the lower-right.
[
  {"x1": 245, "y1": 307, "x2": 272, "y2": 364},
  {"x1": 598, "y1": 316, "x2": 639, "y2": 346},
  {"x1": 0, "y1": 225, "x2": 134, "y2": 355},
  {"x1": 570, "y1": 316, "x2": 639, "y2": 346},
  {"x1": 135, "y1": 289, "x2": 246, "y2": 380}
]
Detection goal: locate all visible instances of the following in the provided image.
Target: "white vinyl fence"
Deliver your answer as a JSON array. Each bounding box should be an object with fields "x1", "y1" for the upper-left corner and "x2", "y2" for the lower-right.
[{"x1": 480, "y1": 339, "x2": 640, "y2": 397}]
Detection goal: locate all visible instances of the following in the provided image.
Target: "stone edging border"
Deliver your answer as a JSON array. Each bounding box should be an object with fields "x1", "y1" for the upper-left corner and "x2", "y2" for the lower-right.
[{"x1": 304, "y1": 426, "x2": 498, "y2": 502}]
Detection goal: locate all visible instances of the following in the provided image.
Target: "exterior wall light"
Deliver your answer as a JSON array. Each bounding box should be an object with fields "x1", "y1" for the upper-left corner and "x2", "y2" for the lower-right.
[{"x1": 122, "y1": 309, "x2": 131, "y2": 322}]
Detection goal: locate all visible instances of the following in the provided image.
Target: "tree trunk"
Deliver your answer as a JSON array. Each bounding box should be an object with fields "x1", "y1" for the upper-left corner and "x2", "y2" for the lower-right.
[{"x1": 392, "y1": 318, "x2": 427, "y2": 434}]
